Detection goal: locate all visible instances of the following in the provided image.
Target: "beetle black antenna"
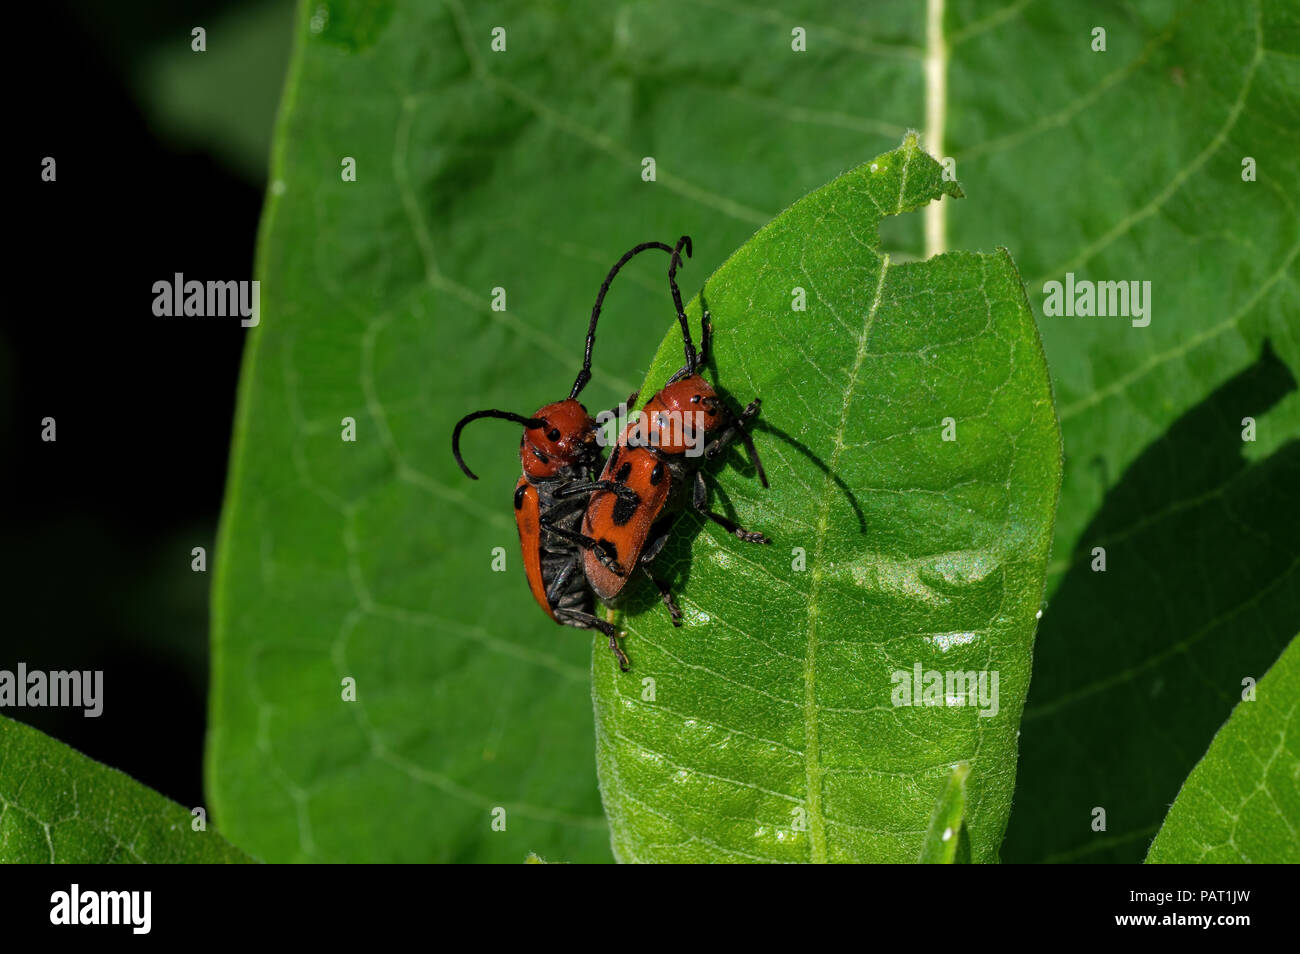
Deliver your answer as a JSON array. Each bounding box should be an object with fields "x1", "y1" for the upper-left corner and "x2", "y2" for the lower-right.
[
  {"x1": 570, "y1": 240, "x2": 677, "y2": 400},
  {"x1": 452, "y1": 409, "x2": 544, "y2": 480},
  {"x1": 667, "y1": 235, "x2": 696, "y2": 374}
]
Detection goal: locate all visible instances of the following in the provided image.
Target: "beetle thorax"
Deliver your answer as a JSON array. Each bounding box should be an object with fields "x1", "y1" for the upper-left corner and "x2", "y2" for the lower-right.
[
  {"x1": 519, "y1": 398, "x2": 600, "y2": 478},
  {"x1": 629, "y1": 375, "x2": 724, "y2": 456}
]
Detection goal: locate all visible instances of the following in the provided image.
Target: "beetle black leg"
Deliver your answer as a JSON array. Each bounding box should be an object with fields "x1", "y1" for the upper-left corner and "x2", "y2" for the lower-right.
[
  {"x1": 702, "y1": 398, "x2": 760, "y2": 456},
  {"x1": 555, "y1": 608, "x2": 630, "y2": 670},
  {"x1": 634, "y1": 527, "x2": 682, "y2": 627},
  {"x1": 552, "y1": 480, "x2": 639, "y2": 505},
  {"x1": 538, "y1": 515, "x2": 626, "y2": 575},
  {"x1": 609, "y1": 632, "x2": 631, "y2": 671},
  {"x1": 593, "y1": 390, "x2": 640, "y2": 465},
  {"x1": 640, "y1": 526, "x2": 673, "y2": 563},
  {"x1": 640, "y1": 566, "x2": 683, "y2": 627},
  {"x1": 544, "y1": 558, "x2": 579, "y2": 607},
  {"x1": 598, "y1": 392, "x2": 639, "y2": 426},
  {"x1": 692, "y1": 470, "x2": 770, "y2": 543},
  {"x1": 704, "y1": 398, "x2": 768, "y2": 488}
]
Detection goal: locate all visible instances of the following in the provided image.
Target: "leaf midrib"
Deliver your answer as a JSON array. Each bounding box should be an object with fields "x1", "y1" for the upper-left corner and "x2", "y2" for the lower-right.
[{"x1": 801, "y1": 247, "x2": 893, "y2": 863}]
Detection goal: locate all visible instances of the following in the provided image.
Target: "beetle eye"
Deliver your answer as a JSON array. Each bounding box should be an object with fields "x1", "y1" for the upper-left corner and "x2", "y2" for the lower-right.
[{"x1": 548, "y1": 428, "x2": 562, "y2": 441}]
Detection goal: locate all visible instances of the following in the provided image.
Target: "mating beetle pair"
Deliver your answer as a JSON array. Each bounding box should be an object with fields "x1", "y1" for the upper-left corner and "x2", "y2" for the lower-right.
[{"x1": 451, "y1": 237, "x2": 769, "y2": 670}]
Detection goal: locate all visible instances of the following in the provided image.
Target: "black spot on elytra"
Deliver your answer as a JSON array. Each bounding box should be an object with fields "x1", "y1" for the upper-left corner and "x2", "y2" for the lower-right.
[
  {"x1": 612, "y1": 491, "x2": 640, "y2": 526},
  {"x1": 615, "y1": 461, "x2": 632, "y2": 483},
  {"x1": 598, "y1": 538, "x2": 620, "y2": 565},
  {"x1": 514, "y1": 484, "x2": 527, "y2": 510},
  {"x1": 609, "y1": 446, "x2": 620, "y2": 470},
  {"x1": 650, "y1": 460, "x2": 664, "y2": 486}
]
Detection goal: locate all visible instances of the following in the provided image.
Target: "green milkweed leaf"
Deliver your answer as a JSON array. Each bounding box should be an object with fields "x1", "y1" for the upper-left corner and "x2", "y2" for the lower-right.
[
  {"x1": 0, "y1": 716, "x2": 252, "y2": 863},
  {"x1": 592, "y1": 137, "x2": 1062, "y2": 863},
  {"x1": 207, "y1": 0, "x2": 963, "y2": 865},
  {"x1": 1146, "y1": 635, "x2": 1300, "y2": 863},
  {"x1": 920, "y1": 761, "x2": 973, "y2": 863},
  {"x1": 966, "y1": 0, "x2": 1300, "y2": 863},
  {"x1": 209, "y1": 0, "x2": 1298, "y2": 864}
]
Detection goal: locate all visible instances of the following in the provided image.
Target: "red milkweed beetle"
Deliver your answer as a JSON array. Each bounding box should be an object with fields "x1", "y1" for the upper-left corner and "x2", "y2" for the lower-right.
[
  {"x1": 581, "y1": 242, "x2": 770, "y2": 627},
  {"x1": 451, "y1": 239, "x2": 688, "y2": 670}
]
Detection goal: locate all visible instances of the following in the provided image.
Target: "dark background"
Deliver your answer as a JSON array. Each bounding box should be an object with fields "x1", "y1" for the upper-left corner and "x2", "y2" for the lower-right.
[{"x1": 4, "y1": 0, "x2": 291, "y2": 806}]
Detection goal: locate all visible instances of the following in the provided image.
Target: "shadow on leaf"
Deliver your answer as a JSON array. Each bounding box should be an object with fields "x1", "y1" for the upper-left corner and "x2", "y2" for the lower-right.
[{"x1": 1004, "y1": 341, "x2": 1300, "y2": 862}]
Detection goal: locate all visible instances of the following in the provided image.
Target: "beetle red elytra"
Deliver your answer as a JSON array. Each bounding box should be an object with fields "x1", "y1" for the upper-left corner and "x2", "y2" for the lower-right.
[
  {"x1": 451, "y1": 239, "x2": 687, "y2": 670},
  {"x1": 581, "y1": 248, "x2": 771, "y2": 626}
]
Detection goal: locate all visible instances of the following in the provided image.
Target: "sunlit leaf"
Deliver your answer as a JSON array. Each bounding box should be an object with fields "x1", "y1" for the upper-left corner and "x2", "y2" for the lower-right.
[
  {"x1": 593, "y1": 137, "x2": 1061, "y2": 863},
  {"x1": 0, "y1": 716, "x2": 252, "y2": 863}
]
